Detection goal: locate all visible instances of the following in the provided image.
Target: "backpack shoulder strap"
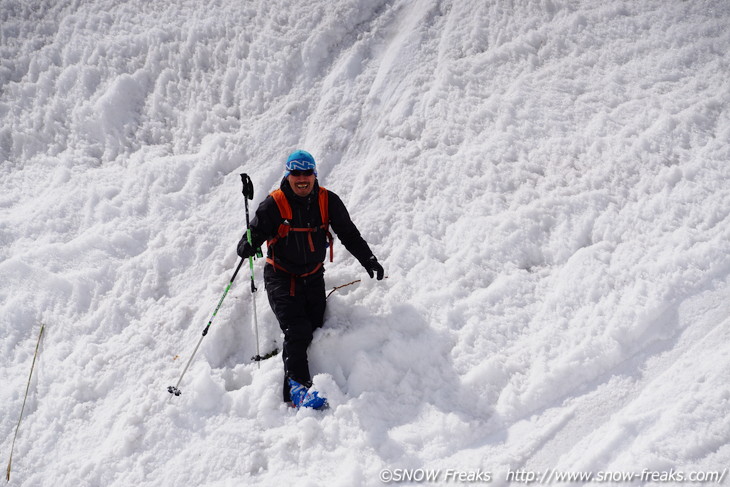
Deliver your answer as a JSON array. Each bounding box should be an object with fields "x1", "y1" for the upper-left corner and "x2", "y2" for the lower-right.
[
  {"x1": 270, "y1": 189, "x2": 292, "y2": 220},
  {"x1": 317, "y1": 187, "x2": 334, "y2": 262},
  {"x1": 318, "y1": 187, "x2": 329, "y2": 228}
]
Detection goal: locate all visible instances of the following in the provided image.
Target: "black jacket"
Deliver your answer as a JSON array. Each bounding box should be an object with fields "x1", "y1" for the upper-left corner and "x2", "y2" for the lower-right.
[{"x1": 244, "y1": 178, "x2": 374, "y2": 276}]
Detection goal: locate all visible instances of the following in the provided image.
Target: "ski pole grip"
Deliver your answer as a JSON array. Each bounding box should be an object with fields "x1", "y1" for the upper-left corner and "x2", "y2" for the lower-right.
[{"x1": 241, "y1": 173, "x2": 254, "y2": 200}]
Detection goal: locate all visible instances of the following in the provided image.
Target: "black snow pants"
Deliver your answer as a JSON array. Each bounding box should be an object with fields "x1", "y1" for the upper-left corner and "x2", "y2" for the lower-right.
[{"x1": 264, "y1": 264, "x2": 326, "y2": 402}]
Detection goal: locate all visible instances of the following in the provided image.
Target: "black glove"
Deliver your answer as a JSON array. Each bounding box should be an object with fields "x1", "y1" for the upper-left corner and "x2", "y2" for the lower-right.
[
  {"x1": 363, "y1": 256, "x2": 384, "y2": 280},
  {"x1": 237, "y1": 237, "x2": 258, "y2": 259}
]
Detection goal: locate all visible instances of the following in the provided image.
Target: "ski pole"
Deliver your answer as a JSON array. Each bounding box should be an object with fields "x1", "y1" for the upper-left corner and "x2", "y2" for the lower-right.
[
  {"x1": 167, "y1": 174, "x2": 260, "y2": 397},
  {"x1": 168, "y1": 258, "x2": 245, "y2": 397},
  {"x1": 241, "y1": 173, "x2": 264, "y2": 367},
  {"x1": 7, "y1": 323, "x2": 44, "y2": 482}
]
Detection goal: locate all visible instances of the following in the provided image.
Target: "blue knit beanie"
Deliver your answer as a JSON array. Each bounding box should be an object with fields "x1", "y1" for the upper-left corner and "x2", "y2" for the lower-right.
[{"x1": 285, "y1": 150, "x2": 317, "y2": 176}]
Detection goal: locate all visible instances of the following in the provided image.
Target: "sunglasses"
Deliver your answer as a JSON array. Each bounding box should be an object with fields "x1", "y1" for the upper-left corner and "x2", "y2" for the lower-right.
[{"x1": 289, "y1": 169, "x2": 314, "y2": 177}]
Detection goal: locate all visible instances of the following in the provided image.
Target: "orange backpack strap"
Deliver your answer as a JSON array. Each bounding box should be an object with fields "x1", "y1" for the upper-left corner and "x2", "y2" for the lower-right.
[
  {"x1": 318, "y1": 187, "x2": 334, "y2": 262},
  {"x1": 271, "y1": 189, "x2": 292, "y2": 221},
  {"x1": 266, "y1": 258, "x2": 323, "y2": 296},
  {"x1": 318, "y1": 187, "x2": 328, "y2": 226},
  {"x1": 268, "y1": 189, "x2": 292, "y2": 244}
]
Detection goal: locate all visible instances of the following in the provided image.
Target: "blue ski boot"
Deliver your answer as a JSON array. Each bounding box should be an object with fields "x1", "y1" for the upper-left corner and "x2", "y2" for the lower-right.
[{"x1": 288, "y1": 378, "x2": 328, "y2": 410}]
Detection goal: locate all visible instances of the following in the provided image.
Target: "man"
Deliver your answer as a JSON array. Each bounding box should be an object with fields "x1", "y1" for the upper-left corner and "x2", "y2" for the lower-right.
[{"x1": 237, "y1": 150, "x2": 384, "y2": 408}]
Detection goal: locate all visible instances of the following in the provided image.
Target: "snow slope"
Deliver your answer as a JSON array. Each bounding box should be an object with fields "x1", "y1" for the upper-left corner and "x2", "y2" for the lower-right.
[{"x1": 2, "y1": 0, "x2": 729, "y2": 485}]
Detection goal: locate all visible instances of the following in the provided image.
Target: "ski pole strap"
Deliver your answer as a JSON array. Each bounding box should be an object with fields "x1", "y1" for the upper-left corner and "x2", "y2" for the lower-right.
[
  {"x1": 245, "y1": 228, "x2": 259, "y2": 293},
  {"x1": 248, "y1": 257, "x2": 257, "y2": 293}
]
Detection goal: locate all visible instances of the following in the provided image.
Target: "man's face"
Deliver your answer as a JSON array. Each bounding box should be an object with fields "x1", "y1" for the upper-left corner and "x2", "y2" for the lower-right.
[{"x1": 288, "y1": 169, "x2": 316, "y2": 197}]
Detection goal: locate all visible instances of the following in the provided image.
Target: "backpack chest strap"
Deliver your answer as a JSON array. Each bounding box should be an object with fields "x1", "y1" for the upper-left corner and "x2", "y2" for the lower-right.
[{"x1": 267, "y1": 187, "x2": 334, "y2": 262}]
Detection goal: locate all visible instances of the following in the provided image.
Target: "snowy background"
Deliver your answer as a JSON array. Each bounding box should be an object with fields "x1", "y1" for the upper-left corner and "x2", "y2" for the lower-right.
[{"x1": 2, "y1": 0, "x2": 729, "y2": 485}]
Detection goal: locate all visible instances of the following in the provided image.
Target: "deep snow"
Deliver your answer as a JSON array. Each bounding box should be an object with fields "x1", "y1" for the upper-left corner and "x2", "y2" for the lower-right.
[{"x1": 1, "y1": 0, "x2": 729, "y2": 485}]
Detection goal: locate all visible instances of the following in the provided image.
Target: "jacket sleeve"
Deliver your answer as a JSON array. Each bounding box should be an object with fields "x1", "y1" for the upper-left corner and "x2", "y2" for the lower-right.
[
  {"x1": 327, "y1": 191, "x2": 374, "y2": 265},
  {"x1": 239, "y1": 195, "x2": 279, "y2": 249}
]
